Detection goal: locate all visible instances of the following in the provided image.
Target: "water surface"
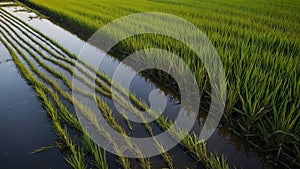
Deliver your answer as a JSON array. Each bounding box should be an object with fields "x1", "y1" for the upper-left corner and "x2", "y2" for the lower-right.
[{"x1": 0, "y1": 33, "x2": 66, "y2": 169}]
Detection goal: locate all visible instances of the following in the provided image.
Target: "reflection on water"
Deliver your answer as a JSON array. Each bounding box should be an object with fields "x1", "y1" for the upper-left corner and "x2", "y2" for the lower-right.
[
  {"x1": 0, "y1": 2, "x2": 15, "y2": 6},
  {"x1": 0, "y1": 31, "x2": 66, "y2": 168},
  {"x1": 0, "y1": 5, "x2": 283, "y2": 169}
]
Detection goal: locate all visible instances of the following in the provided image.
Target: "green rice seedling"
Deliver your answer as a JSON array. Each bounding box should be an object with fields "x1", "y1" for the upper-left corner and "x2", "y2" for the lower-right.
[
  {"x1": 36, "y1": 85, "x2": 108, "y2": 168},
  {"x1": 82, "y1": 133, "x2": 108, "y2": 169},
  {"x1": 258, "y1": 99, "x2": 300, "y2": 158},
  {"x1": 36, "y1": 87, "x2": 86, "y2": 169},
  {"x1": 154, "y1": 141, "x2": 174, "y2": 169},
  {"x1": 181, "y1": 134, "x2": 229, "y2": 169},
  {"x1": 30, "y1": 145, "x2": 58, "y2": 154},
  {"x1": 65, "y1": 149, "x2": 86, "y2": 169},
  {"x1": 119, "y1": 110, "x2": 134, "y2": 131},
  {"x1": 41, "y1": 88, "x2": 112, "y2": 169},
  {"x1": 34, "y1": 82, "x2": 108, "y2": 169}
]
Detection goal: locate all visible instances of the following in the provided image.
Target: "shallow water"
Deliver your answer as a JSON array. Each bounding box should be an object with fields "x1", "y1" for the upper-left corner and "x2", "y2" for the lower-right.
[
  {"x1": 0, "y1": 33, "x2": 66, "y2": 168},
  {"x1": 0, "y1": 5, "x2": 283, "y2": 169}
]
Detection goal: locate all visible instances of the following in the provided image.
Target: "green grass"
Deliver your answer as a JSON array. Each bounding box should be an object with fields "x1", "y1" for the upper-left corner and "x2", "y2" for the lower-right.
[{"x1": 19, "y1": 0, "x2": 300, "y2": 167}]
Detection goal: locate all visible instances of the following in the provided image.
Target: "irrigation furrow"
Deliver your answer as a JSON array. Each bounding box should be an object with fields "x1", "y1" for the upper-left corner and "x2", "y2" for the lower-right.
[{"x1": 0, "y1": 8, "x2": 230, "y2": 169}]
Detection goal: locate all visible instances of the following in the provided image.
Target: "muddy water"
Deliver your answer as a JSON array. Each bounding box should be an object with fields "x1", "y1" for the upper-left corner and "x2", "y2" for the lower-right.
[{"x1": 0, "y1": 5, "x2": 281, "y2": 169}]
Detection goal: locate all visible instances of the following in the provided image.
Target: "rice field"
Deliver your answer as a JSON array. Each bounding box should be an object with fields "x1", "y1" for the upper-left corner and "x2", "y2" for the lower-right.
[
  {"x1": 1, "y1": 0, "x2": 300, "y2": 168},
  {"x1": 17, "y1": 0, "x2": 300, "y2": 167}
]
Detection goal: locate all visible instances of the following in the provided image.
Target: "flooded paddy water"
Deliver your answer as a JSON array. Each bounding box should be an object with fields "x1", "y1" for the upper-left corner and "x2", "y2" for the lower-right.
[
  {"x1": 0, "y1": 11, "x2": 65, "y2": 169},
  {"x1": 0, "y1": 4, "x2": 283, "y2": 169}
]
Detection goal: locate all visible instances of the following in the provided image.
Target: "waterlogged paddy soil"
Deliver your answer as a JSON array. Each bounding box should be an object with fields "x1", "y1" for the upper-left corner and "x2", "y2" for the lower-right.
[{"x1": 0, "y1": 4, "x2": 290, "y2": 169}]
